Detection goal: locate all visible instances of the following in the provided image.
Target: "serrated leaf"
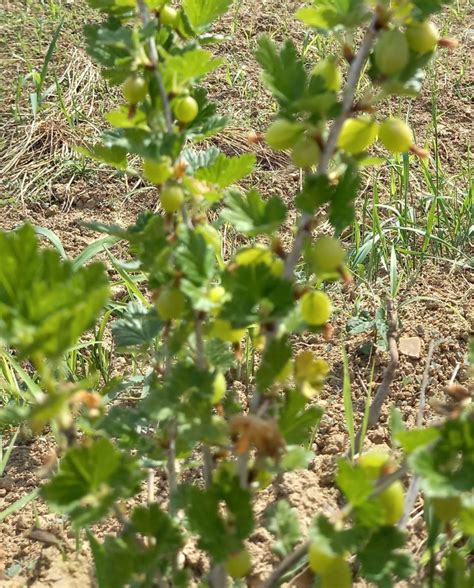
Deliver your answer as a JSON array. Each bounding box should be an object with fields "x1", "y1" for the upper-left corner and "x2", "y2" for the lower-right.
[
  {"x1": 256, "y1": 336, "x2": 292, "y2": 390},
  {"x1": 0, "y1": 225, "x2": 109, "y2": 360},
  {"x1": 184, "y1": 88, "x2": 229, "y2": 141},
  {"x1": 358, "y1": 527, "x2": 415, "y2": 586},
  {"x1": 395, "y1": 427, "x2": 440, "y2": 454},
  {"x1": 176, "y1": 471, "x2": 253, "y2": 561},
  {"x1": 162, "y1": 49, "x2": 223, "y2": 90},
  {"x1": 281, "y1": 446, "x2": 314, "y2": 470},
  {"x1": 256, "y1": 37, "x2": 306, "y2": 110},
  {"x1": 175, "y1": 228, "x2": 216, "y2": 286},
  {"x1": 329, "y1": 164, "x2": 360, "y2": 231},
  {"x1": 76, "y1": 143, "x2": 129, "y2": 169},
  {"x1": 182, "y1": 146, "x2": 220, "y2": 173},
  {"x1": 265, "y1": 500, "x2": 301, "y2": 557},
  {"x1": 183, "y1": 0, "x2": 233, "y2": 32},
  {"x1": 279, "y1": 391, "x2": 323, "y2": 445},
  {"x1": 295, "y1": 0, "x2": 370, "y2": 31},
  {"x1": 295, "y1": 175, "x2": 332, "y2": 214},
  {"x1": 410, "y1": 414, "x2": 474, "y2": 497},
  {"x1": 112, "y1": 302, "x2": 163, "y2": 348},
  {"x1": 83, "y1": 19, "x2": 135, "y2": 83},
  {"x1": 412, "y1": 0, "x2": 452, "y2": 18},
  {"x1": 336, "y1": 459, "x2": 373, "y2": 506},
  {"x1": 222, "y1": 190, "x2": 286, "y2": 235},
  {"x1": 42, "y1": 438, "x2": 144, "y2": 527},
  {"x1": 220, "y1": 263, "x2": 293, "y2": 326},
  {"x1": 195, "y1": 153, "x2": 256, "y2": 188}
]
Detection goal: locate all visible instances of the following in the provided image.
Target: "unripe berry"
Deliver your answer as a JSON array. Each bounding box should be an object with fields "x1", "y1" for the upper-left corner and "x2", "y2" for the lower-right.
[
  {"x1": 300, "y1": 291, "x2": 332, "y2": 326},
  {"x1": 212, "y1": 371, "x2": 226, "y2": 404},
  {"x1": 379, "y1": 118, "x2": 414, "y2": 153},
  {"x1": 265, "y1": 119, "x2": 304, "y2": 150},
  {"x1": 155, "y1": 288, "x2": 186, "y2": 320},
  {"x1": 122, "y1": 75, "x2": 148, "y2": 105},
  {"x1": 173, "y1": 96, "x2": 199, "y2": 123},
  {"x1": 338, "y1": 116, "x2": 378, "y2": 154},
  {"x1": 312, "y1": 57, "x2": 342, "y2": 92},
  {"x1": 143, "y1": 157, "x2": 173, "y2": 185},
  {"x1": 224, "y1": 548, "x2": 252, "y2": 578},
  {"x1": 160, "y1": 4, "x2": 179, "y2": 27},
  {"x1": 374, "y1": 30, "x2": 409, "y2": 76},
  {"x1": 321, "y1": 558, "x2": 351, "y2": 588},
  {"x1": 431, "y1": 496, "x2": 462, "y2": 522},
  {"x1": 310, "y1": 236, "x2": 345, "y2": 274},
  {"x1": 160, "y1": 184, "x2": 184, "y2": 213},
  {"x1": 291, "y1": 135, "x2": 320, "y2": 169},
  {"x1": 406, "y1": 21, "x2": 439, "y2": 54},
  {"x1": 210, "y1": 319, "x2": 246, "y2": 343},
  {"x1": 308, "y1": 544, "x2": 336, "y2": 575}
]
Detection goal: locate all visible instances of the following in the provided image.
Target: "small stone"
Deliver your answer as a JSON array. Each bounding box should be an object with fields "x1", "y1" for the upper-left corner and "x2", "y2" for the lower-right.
[
  {"x1": 0, "y1": 489, "x2": 6, "y2": 497},
  {"x1": 399, "y1": 336, "x2": 422, "y2": 359},
  {"x1": 0, "y1": 477, "x2": 13, "y2": 491}
]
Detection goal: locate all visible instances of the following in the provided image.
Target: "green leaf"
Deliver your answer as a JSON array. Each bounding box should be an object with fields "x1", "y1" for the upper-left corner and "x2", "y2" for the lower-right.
[
  {"x1": 112, "y1": 302, "x2": 163, "y2": 348},
  {"x1": 182, "y1": 146, "x2": 220, "y2": 173},
  {"x1": 131, "y1": 503, "x2": 183, "y2": 552},
  {"x1": 222, "y1": 190, "x2": 287, "y2": 236},
  {"x1": 256, "y1": 37, "x2": 306, "y2": 110},
  {"x1": 183, "y1": 0, "x2": 233, "y2": 32},
  {"x1": 295, "y1": 175, "x2": 332, "y2": 215},
  {"x1": 220, "y1": 263, "x2": 294, "y2": 326},
  {"x1": 358, "y1": 527, "x2": 415, "y2": 586},
  {"x1": 395, "y1": 427, "x2": 440, "y2": 454},
  {"x1": 279, "y1": 391, "x2": 323, "y2": 445},
  {"x1": 175, "y1": 228, "x2": 216, "y2": 286},
  {"x1": 162, "y1": 49, "x2": 223, "y2": 90},
  {"x1": 76, "y1": 143, "x2": 129, "y2": 169},
  {"x1": 412, "y1": 0, "x2": 452, "y2": 19},
  {"x1": 0, "y1": 225, "x2": 109, "y2": 360},
  {"x1": 176, "y1": 471, "x2": 253, "y2": 561},
  {"x1": 329, "y1": 164, "x2": 360, "y2": 231},
  {"x1": 310, "y1": 514, "x2": 365, "y2": 555},
  {"x1": 83, "y1": 19, "x2": 135, "y2": 83},
  {"x1": 195, "y1": 153, "x2": 256, "y2": 188},
  {"x1": 336, "y1": 459, "x2": 373, "y2": 506},
  {"x1": 410, "y1": 414, "x2": 474, "y2": 497},
  {"x1": 89, "y1": 505, "x2": 184, "y2": 588},
  {"x1": 42, "y1": 438, "x2": 144, "y2": 527},
  {"x1": 256, "y1": 336, "x2": 292, "y2": 390},
  {"x1": 89, "y1": 533, "x2": 133, "y2": 588},
  {"x1": 280, "y1": 446, "x2": 314, "y2": 470},
  {"x1": 86, "y1": 0, "x2": 136, "y2": 15},
  {"x1": 295, "y1": 0, "x2": 370, "y2": 30},
  {"x1": 184, "y1": 88, "x2": 229, "y2": 141},
  {"x1": 265, "y1": 500, "x2": 301, "y2": 557}
]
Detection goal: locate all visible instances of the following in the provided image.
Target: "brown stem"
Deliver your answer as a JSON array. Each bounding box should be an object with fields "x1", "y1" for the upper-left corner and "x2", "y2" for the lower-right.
[{"x1": 352, "y1": 298, "x2": 399, "y2": 455}]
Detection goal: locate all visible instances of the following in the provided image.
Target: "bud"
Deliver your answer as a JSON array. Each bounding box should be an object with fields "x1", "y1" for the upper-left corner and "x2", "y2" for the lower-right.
[{"x1": 438, "y1": 37, "x2": 460, "y2": 49}]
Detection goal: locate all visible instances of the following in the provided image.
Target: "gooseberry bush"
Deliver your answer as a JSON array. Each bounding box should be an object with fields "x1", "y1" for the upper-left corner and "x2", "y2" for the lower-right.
[{"x1": 1, "y1": 0, "x2": 473, "y2": 586}]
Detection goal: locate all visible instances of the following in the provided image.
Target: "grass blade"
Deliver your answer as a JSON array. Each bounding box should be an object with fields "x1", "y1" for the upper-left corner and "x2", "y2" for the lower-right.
[
  {"x1": 342, "y1": 347, "x2": 355, "y2": 457},
  {"x1": 0, "y1": 489, "x2": 40, "y2": 524}
]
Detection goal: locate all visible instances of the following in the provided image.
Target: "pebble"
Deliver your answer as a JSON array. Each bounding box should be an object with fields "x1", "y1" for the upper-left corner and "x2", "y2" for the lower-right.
[{"x1": 0, "y1": 477, "x2": 14, "y2": 491}]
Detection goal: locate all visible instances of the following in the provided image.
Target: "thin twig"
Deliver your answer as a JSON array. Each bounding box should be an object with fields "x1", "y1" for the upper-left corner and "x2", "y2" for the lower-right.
[
  {"x1": 353, "y1": 298, "x2": 399, "y2": 455},
  {"x1": 136, "y1": 0, "x2": 173, "y2": 133},
  {"x1": 416, "y1": 340, "x2": 437, "y2": 428},
  {"x1": 398, "y1": 341, "x2": 447, "y2": 530}
]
